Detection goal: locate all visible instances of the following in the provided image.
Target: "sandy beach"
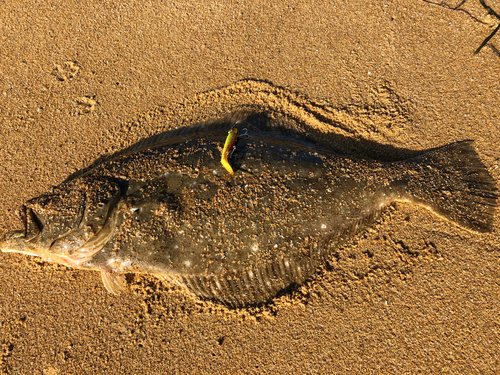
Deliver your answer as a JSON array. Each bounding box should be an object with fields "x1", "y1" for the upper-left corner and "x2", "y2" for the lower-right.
[{"x1": 1, "y1": 0, "x2": 499, "y2": 373}]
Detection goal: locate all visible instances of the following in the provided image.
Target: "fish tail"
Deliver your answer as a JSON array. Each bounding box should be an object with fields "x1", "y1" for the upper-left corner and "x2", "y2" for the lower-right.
[{"x1": 400, "y1": 140, "x2": 498, "y2": 232}]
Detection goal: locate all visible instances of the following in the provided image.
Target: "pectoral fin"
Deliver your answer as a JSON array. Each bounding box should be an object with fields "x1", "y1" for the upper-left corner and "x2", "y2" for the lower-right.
[{"x1": 101, "y1": 270, "x2": 126, "y2": 295}]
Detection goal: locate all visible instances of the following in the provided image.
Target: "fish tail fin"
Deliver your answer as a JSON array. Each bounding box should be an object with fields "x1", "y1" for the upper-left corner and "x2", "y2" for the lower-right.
[{"x1": 400, "y1": 140, "x2": 498, "y2": 232}]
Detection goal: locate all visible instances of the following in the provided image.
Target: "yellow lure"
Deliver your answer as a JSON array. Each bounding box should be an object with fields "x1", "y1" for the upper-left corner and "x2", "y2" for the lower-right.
[{"x1": 221, "y1": 129, "x2": 238, "y2": 174}]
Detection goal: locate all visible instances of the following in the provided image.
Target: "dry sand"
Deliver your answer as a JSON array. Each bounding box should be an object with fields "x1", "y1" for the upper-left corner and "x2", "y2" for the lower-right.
[{"x1": 1, "y1": 0, "x2": 500, "y2": 373}]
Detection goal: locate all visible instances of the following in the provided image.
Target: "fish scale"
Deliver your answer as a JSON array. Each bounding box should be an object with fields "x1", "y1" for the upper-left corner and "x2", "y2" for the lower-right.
[{"x1": 1, "y1": 110, "x2": 498, "y2": 307}]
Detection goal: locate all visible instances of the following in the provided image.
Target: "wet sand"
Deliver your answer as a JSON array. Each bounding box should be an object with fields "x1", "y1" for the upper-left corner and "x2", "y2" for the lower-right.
[{"x1": 1, "y1": 1, "x2": 499, "y2": 373}]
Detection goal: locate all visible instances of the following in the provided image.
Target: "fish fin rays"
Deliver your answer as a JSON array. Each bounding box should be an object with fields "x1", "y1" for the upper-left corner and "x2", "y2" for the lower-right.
[
  {"x1": 170, "y1": 207, "x2": 391, "y2": 307},
  {"x1": 101, "y1": 270, "x2": 126, "y2": 295},
  {"x1": 401, "y1": 140, "x2": 498, "y2": 233}
]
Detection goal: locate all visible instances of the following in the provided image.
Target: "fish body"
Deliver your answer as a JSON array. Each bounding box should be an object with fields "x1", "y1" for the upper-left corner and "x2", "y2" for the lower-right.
[{"x1": 1, "y1": 112, "x2": 498, "y2": 306}]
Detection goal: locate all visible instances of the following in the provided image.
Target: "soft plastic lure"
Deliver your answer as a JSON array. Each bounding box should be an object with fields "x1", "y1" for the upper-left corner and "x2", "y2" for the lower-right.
[{"x1": 221, "y1": 128, "x2": 238, "y2": 174}]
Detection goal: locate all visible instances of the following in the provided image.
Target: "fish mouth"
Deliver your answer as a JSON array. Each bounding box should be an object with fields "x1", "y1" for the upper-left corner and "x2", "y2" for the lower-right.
[
  {"x1": 0, "y1": 232, "x2": 82, "y2": 267},
  {"x1": 0, "y1": 205, "x2": 45, "y2": 256},
  {"x1": 0, "y1": 229, "x2": 75, "y2": 266},
  {"x1": 0, "y1": 230, "x2": 42, "y2": 257},
  {"x1": 0, "y1": 216, "x2": 117, "y2": 267},
  {"x1": 1, "y1": 194, "x2": 123, "y2": 268}
]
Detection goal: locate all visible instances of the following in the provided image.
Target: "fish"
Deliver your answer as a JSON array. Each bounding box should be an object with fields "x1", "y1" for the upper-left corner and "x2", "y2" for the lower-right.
[{"x1": 1, "y1": 111, "x2": 498, "y2": 307}]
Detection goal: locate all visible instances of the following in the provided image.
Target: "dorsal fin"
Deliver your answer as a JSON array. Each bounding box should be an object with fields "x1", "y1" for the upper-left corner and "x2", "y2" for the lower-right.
[{"x1": 68, "y1": 109, "x2": 321, "y2": 182}]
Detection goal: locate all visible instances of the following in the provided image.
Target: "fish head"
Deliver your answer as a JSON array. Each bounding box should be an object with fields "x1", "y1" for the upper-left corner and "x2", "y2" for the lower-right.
[{"x1": 1, "y1": 178, "x2": 123, "y2": 267}]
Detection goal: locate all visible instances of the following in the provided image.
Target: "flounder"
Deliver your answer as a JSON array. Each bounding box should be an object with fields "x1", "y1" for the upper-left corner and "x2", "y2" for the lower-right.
[{"x1": 1, "y1": 111, "x2": 498, "y2": 306}]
